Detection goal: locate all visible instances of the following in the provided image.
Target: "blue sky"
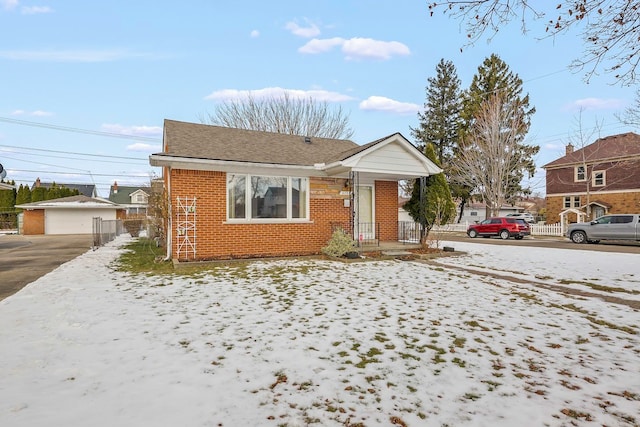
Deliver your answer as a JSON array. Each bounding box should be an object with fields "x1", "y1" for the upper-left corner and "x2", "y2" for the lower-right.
[{"x1": 0, "y1": 0, "x2": 636, "y2": 197}]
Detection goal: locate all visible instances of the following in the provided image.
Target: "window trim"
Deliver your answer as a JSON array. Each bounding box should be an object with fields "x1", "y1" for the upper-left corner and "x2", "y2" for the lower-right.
[
  {"x1": 564, "y1": 195, "x2": 580, "y2": 208},
  {"x1": 226, "y1": 173, "x2": 311, "y2": 223},
  {"x1": 575, "y1": 165, "x2": 586, "y2": 182},
  {"x1": 592, "y1": 170, "x2": 605, "y2": 187}
]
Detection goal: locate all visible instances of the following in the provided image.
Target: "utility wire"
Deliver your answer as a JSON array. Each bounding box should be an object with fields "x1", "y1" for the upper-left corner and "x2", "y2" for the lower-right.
[
  {"x1": 0, "y1": 143, "x2": 151, "y2": 161},
  {"x1": 0, "y1": 116, "x2": 161, "y2": 142}
]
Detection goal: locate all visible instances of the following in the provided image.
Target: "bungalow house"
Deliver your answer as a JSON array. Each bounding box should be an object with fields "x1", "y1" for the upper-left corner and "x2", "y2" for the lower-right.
[
  {"x1": 149, "y1": 119, "x2": 442, "y2": 262},
  {"x1": 543, "y1": 132, "x2": 640, "y2": 224},
  {"x1": 108, "y1": 182, "x2": 151, "y2": 217},
  {"x1": 16, "y1": 195, "x2": 123, "y2": 235}
]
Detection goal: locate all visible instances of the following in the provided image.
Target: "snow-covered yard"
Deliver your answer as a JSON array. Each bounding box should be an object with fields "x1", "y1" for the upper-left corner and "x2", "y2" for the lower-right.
[{"x1": 1, "y1": 237, "x2": 638, "y2": 427}]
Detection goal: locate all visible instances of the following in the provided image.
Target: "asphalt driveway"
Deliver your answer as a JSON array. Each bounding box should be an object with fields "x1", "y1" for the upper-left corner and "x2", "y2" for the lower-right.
[{"x1": 0, "y1": 234, "x2": 94, "y2": 301}]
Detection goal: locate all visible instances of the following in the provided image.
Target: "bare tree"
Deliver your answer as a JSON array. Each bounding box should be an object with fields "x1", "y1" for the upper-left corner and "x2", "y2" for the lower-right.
[
  {"x1": 201, "y1": 91, "x2": 354, "y2": 139},
  {"x1": 566, "y1": 110, "x2": 603, "y2": 219},
  {"x1": 428, "y1": 1, "x2": 640, "y2": 85},
  {"x1": 452, "y1": 93, "x2": 530, "y2": 216},
  {"x1": 618, "y1": 87, "x2": 640, "y2": 127}
]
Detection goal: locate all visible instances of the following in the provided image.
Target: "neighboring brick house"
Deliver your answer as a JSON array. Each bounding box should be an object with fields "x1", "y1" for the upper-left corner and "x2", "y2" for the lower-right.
[
  {"x1": 108, "y1": 182, "x2": 151, "y2": 216},
  {"x1": 149, "y1": 119, "x2": 442, "y2": 262},
  {"x1": 543, "y1": 132, "x2": 640, "y2": 224}
]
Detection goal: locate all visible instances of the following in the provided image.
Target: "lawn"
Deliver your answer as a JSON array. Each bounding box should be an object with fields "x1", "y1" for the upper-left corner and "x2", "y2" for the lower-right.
[{"x1": 0, "y1": 237, "x2": 638, "y2": 427}]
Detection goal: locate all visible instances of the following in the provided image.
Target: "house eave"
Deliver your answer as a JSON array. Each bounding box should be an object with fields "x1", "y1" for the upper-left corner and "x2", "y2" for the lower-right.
[{"x1": 150, "y1": 154, "x2": 322, "y2": 177}]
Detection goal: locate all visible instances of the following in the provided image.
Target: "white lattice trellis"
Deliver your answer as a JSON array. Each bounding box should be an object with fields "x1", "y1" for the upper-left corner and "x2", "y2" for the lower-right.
[{"x1": 176, "y1": 196, "x2": 196, "y2": 260}]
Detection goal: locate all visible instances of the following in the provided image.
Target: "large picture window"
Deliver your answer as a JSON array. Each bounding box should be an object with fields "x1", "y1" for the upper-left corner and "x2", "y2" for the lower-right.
[{"x1": 227, "y1": 174, "x2": 309, "y2": 221}]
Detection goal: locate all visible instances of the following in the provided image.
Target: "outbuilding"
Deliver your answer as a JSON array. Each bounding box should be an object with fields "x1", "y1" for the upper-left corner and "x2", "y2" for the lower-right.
[{"x1": 16, "y1": 195, "x2": 123, "y2": 235}]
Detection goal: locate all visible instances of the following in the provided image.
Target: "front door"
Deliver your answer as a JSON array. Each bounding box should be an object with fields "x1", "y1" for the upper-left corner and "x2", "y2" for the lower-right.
[
  {"x1": 356, "y1": 186, "x2": 374, "y2": 242},
  {"x1": 592, "y1": 205, "x2": 605, "y2": 220}
]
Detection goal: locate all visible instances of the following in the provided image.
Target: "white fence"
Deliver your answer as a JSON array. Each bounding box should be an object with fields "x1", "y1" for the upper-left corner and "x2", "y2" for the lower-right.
[{"x1": 431, "y1": 221, "x2": 563, "y2": 237}]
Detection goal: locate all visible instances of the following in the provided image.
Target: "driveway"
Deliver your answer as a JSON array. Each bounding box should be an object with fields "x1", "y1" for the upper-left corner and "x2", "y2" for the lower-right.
[
  {"x1": 0, "y1": 234, "x2": 94, "y2": 301},
  {"x1": 439, "y1": 232, "x2": 640, "y2": 254}
]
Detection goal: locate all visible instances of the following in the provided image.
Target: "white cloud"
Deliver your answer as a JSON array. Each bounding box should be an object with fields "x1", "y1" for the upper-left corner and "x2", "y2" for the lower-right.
[
  {"x1": 21, "y1": 5, "x2": 52, "y2": 14},
  {"x1": 126, "y1": 143, "x2": 162, "y2": 152},
  {"x1": 359, "y1": 96, "x2": 420, "y2": 115},
  {"x1": 564, "y1": 97, "x2": 625, "y2": 111},
  {"x1": 1, "y1": 0, "x2": 18, "y2": 10},
  {"x1": 10, "y1": 109, "x2": 53, "y2": 116},
  {"x1": 250, "y1": 29, "x2": 259, "y2": 38},
  {"x1": 101, "y1": 124, "x2": 163, "y2": 137},
  {"x1": 342, "y1": 38, "x2": 410, "y2": 60},
  {"x1": 299, "y1": 37, "x2": 410, "y2": 60},
  {"x1": 205, "y1": 87, "x2": 355, "y2": 103},
  {"x1": 285, "y1": 19, "x2": 321, "y2": 38},
  {"x1": 0, "y1": 49, "x2": 158, "y2": 62},
  {"x1": 298, "y1": 37, "x2": 344, "y2": 54}
]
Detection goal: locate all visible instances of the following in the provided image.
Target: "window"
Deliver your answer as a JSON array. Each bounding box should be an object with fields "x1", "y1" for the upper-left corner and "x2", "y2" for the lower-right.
[
  {"x1": 592, "y1": 170, "x2": 605, "y2": 186},
  {"x1": 227, "y1": 174, "x2": 309, "y2": 221},
  {"x1": 470, "y1": 211, "x2": 478, "y2": 216},
  {"x1": 133, "y1": 194, "x2": 147, "y2": 204},
  {"x1": 564, "y1": 196, "x2": 580, "y2": 208},
  {"x1": 575, "y1": 165, "x2": 586, "y2": 182}
]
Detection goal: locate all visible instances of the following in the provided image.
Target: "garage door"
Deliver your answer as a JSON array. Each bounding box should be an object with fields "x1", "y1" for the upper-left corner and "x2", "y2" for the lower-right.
[{"x1": 44, "y1": 209, "x2": 116, "y2": 235}]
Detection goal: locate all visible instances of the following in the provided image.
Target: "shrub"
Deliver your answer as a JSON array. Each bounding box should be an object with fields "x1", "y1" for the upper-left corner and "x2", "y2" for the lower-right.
[
  {"x1": 123, "y1": 219, "x2": 144, "y2": 237},
  {"x1": 322, "y1": 228, "x2": 357, "y2": 258}
]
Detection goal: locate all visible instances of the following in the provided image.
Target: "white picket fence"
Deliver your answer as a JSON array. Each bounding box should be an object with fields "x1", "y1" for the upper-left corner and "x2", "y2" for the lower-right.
[{"x1": 431, "y1": 221, "x2": 563, "y2": 237}]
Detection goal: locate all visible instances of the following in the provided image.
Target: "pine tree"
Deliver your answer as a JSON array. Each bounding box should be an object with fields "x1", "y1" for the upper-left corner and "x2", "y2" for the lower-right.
[
  {"x1": 455, "y1": 53, "x2": 539, "y2": 210},
  {"x1": 403, "y1": 143, "x2": 456, "y2": 245},
  {"x1": 15, "y1": 184, "x2": 32, "y2": 207},
  {"x1": 411, "y1": 58, "x2": 462, "y2": 164},
  {"x1": 0, "y1": 180, "x2": 16, "y2": 229}
]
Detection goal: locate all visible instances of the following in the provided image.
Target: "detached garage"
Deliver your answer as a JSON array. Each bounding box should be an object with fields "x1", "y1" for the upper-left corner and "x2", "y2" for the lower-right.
[{"x1": 16, "y1": 195, "x2": 123, "y2": 235}]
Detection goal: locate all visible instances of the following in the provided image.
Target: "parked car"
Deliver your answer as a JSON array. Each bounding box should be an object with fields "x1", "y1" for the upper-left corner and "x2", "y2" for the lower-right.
[
  {"x1": 506, "y1": 212, "x2": 535, "y2": 223},
  {"x1": 566, "y1": 214, "x2": 640, "y2": 244},
  {"x1": 467, "y1": 217, "x2": 531, "y2": 240}
]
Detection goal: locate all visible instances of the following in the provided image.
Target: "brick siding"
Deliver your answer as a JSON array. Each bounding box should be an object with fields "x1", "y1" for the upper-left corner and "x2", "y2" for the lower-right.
[
  {"x1": 546, "y1": 191, "x2": 640, "y2": 224},
  {"x1": 169, "y1": 170, "x2": 353, "y2": 261},
  {"x1": 375, "y1": 180, "x2": 399, "y2": 241}
]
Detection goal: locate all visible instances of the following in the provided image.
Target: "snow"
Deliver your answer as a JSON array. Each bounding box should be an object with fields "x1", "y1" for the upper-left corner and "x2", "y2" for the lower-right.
[{"x1": 1, "y1": 236, "x2": 639, "y2": 427}]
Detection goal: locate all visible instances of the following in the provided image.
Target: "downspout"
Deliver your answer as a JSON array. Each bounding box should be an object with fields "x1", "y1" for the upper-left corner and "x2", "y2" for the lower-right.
[{"x1": 163, "y1": 167, "x2": 172, "y2": 261}]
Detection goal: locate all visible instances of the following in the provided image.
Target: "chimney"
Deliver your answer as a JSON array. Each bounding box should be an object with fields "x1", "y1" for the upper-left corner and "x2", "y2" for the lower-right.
[
  {"x1": 565, "y1": 144, "x2": 574, "y2": 155},
  {"x1": 35, "y1": 177, "x2": 41, "y2": 187},
  {"x1": 113, "y1": 181, "x2": 118, "y2": 194}
]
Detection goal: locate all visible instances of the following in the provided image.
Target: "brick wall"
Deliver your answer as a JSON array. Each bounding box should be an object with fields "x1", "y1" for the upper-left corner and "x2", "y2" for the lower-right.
[
  {"x1": 545, "y1": 190, "x2": 640, "y2": 224},
  {"x1": 375, "y1": 180, "x2": 399, "y2": 241},
  {"x1": 22, "y1": 209, "x2": 44, "y2": 235},
  {"x1": 169, "y1": 170, "x2": 351, "y2": 261}
]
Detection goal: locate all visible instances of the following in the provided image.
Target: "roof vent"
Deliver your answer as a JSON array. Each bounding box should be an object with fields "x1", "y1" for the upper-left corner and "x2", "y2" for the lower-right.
[{"x1": 304, "y1": 136, "x2": 311, "y2": 144}]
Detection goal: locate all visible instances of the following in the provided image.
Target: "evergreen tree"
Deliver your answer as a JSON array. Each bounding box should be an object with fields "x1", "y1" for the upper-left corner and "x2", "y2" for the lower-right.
[
  {"x1": 454, "y1": 53, "x2": 539, "y2": 209},
  {"x1": 411, "y1": 58, "x2": 462, "y2": 164},
  {"x1": 403, "y1": 143, "x2": 456, "y2": 245},
  {"x1": 31, "y1": 185, "x2": 46, "y2": 202},
  {"x1": 15, "y1": 184, "x2": 32, "y2": 207},
  {"x1": 46, "y1": 182, "x2": 61, "y2": 200},
  {"x1": 0, "y1": 180, "x2": 16, "y2": 228}
]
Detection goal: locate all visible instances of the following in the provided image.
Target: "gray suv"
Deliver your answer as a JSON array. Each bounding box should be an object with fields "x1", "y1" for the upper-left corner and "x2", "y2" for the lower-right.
[{"x1": 566, "y1": 214, "x2": 640, "y2": 244}]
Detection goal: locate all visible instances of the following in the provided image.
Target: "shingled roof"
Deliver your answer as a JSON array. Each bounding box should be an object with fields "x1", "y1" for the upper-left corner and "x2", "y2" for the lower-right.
[
  {"x1": 544, "y1": 132, "x2": 640, "y2": 168},
  {"x1": 156, "y1": 119, "x2": 364, "y2": 166}
]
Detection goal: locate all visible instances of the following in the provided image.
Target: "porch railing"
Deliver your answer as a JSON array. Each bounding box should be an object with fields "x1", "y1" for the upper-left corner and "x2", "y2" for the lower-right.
[{"x1": 330, "y1": 222, "x2": 380, "y2": 247}]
